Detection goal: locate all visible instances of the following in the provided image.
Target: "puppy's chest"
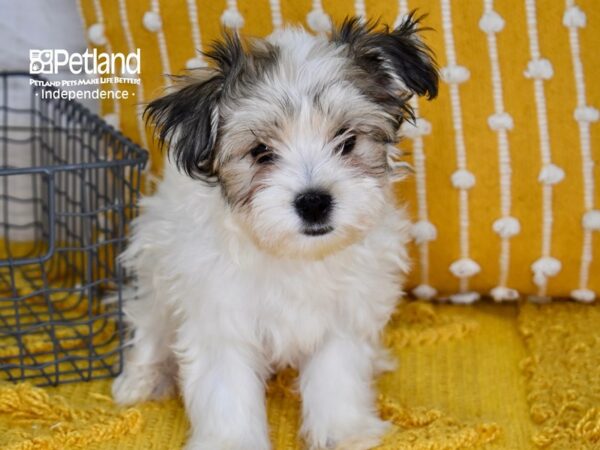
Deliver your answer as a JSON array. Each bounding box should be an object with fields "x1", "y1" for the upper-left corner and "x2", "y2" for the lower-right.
[
  {"x1": 252, "y1": 258, "x2": 388, "y2": 367},
  {"x1": 258, "y1": 297, "x2": 331, "y2": 367},
  {"x1": 254, "y1": 270, "x2": 337, "y2": 356}
]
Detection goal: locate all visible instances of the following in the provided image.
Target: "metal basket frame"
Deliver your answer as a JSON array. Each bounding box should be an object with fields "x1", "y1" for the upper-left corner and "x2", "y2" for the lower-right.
[{"x1": 0, "y1": 72, "x2": 147, "y2": 385}]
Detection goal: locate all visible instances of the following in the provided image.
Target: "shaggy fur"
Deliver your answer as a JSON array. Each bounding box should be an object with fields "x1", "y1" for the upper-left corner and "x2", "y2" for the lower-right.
[{"x1": 112, "y1": 14, "x2": 438, "y2": 450}]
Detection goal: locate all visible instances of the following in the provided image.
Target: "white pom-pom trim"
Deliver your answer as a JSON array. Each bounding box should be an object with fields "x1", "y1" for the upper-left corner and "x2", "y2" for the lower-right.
[
  {"x1": 532, "y1": 257, "x2": 562, "y2": 276},
  {"x1": 412, "y1": 284, "x2": 437, "y2": 300},
  {"x1": 103, "y1": 113, "x2": 119, "y2": 129},
  {"x1": 451, "y1": 169, "x2": 476, "y2": 190},
  {"x1": 401, "y1": 118, "x2": 432, "y2": 139},
  {"x1": 186, "y1": 57, "x2": 205, "y2": 70},
  {"x1": 493, "y1": 216, "x2": 521, "y2": 238},
  {"x1": 441, "y1": 65, "x2": 470, "y2": 84},
  {"x1": 411, "y1": 220, "x2": 437, "y2": 244},
  {"x1": 449, "y1": 258, "x2": 481, "y2": 278},
  {"x1": 88, "y1": 23, "x2": 107, "y2": 46},
  {"x1": 306, "y1": 10, "x2": 332, "y2": 33},
  {"x1": 487, "y1": 112, "x2": 514, "y2": 131},
  {"x1": 143, "y1": 11, "x2": 162, "y2": 32},
  {"x1": 582, "y1": 210, "x2": 600, "y2": 231},
  {"x1": 531, "y1": 256, "x2": 561, "y2": 287},
  {"x1": 538, "y1": 164, "x2": 565, "y2": 185},
  {"x1": 221, "y1": 8, "x2": 244, "y2": 29},
  {"x1": 479, "y1": 10, "x2": 505, "y2": 33},
  {"x1": 449, "y1": 291, "x2": 480, "y2": 304},
  {"x1": 524, "y1": 58, "x2": 553, "y2": 80},
  {"x1": 563, "y1": 6, "x2": 586, "y2": 28},
  {"x1": 574, "y1": 106, "x2": 599, "y2": 123},
  {"x1": 571, "y1": 288, "x2": 595, "y2": 303},
  {"x1": 490, "y1": 286, "x2": 520, "y2": 302}
]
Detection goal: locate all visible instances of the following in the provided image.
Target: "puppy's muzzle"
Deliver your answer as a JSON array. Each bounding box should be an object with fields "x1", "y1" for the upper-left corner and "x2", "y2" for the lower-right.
[{"x1": 294, "y1": 189, "x2": 334, "y2": 236}]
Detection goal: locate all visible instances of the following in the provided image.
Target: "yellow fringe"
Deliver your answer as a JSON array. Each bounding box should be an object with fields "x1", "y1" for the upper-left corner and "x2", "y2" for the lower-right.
[
  {"x1": 519, "y1": 302, "x2": 600, "y2": 449},
  {"x1": 0, "y1": 383, "x2": 142, "y2": 450},
  {"x1": 376, "y1": 394, "x2": 501, "y2": 450},
  {"x1": 384, "y1": 301, "x2": 479, "y2": 348}
]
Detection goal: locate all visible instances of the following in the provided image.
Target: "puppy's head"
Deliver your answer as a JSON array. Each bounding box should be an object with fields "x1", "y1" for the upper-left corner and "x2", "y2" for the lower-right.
[{"x1": 146, "y1": 14, "x2": 438, "y2": 259}]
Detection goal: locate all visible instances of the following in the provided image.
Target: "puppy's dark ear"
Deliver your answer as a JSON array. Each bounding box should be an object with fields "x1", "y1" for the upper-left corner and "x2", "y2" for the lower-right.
[
  {"x1": 144, "y1": 34, "x2": 245, "y2": 180},
  {"x1": 144, "y1": 75, "x2": 222, "y2": 180},
  {"x1": 333, "y1": 13, "x2": 438, "y2": 104}
]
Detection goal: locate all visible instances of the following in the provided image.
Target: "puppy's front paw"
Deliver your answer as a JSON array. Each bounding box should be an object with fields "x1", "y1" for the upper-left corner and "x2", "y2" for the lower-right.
[
  {"x1": 182, "y1": 436, "x2": 216, "y2": 450},
  {"x1": 305, "y1": 415, "x2": 390, "y2": 450},
  {"x1": 183, "y1": 434, "x2": 271, "y2": 450},
  {"x1": 112, "y1": 366, "x2": 175, "y2": 405},
  {"x1": 305, "y1": 416, "x2": 390, "y2": 450}
]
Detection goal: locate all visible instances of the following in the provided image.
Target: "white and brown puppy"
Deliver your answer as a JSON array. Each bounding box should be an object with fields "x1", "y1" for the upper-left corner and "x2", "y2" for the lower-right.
[{"x1": 113, "y1": 15, "x2": 438, "y2": 450}]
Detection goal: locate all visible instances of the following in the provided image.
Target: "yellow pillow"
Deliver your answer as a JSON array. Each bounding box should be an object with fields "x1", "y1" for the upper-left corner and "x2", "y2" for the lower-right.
[{"x1": 78, "y1": 0, "x2": 600, "y2": 301}]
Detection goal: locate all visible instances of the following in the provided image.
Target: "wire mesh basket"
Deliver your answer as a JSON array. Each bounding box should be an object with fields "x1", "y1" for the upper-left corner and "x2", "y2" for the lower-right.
[{"x1": 0, "y1": 72, "x2": 147, "y2": 385}]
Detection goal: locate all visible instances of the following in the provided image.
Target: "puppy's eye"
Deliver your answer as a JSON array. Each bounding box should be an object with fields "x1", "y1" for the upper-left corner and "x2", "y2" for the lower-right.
[
  {"x1": 335, "y1": 129, "x2": 356, "y2": 156},
  {"x1": 250, "y1": 143, "x2": 275, "y2": 165}
]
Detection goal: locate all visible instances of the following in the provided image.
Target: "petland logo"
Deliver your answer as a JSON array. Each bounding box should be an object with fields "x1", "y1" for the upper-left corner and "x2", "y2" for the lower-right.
[{"x1": 30, "y1": 49, "x2": 141, "y2": 76}]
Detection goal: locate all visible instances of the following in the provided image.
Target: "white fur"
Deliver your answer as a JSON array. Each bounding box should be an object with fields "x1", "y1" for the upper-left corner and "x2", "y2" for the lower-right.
[{"x1": 112, "y1": 25, "x2": 418, "y2": 450}]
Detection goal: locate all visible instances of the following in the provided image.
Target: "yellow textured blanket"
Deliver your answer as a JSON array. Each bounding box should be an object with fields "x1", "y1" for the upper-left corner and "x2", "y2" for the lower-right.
[{"x1": 1, "y1": 301, "x2": 598, "y2": 449}]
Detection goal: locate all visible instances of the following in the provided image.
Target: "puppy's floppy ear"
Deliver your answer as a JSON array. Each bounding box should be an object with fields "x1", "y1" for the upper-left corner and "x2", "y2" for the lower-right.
[
  {"x1": 144, "y1": 33, "x2": 245, "y2": 180},
  {"x1": 332, "y1": 12, "x2": 438, "y2": 106},
  {"x1": 144, "y1": 75, "x2": 222, "y2": 180}
]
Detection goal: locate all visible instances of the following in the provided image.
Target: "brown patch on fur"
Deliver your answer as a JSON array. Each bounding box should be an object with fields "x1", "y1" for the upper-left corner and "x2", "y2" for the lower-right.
[
  {"x1": 344, "y1": 138, "x2": 389, "y2": 181},
  {"x1": 220, "y1": 157, "x2": 276, "y2": 209}
]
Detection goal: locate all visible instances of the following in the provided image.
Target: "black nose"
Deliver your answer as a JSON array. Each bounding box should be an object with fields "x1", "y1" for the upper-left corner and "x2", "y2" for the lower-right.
[{"x1": 294, "y1": 189, "x2": 333, "y2": 224}]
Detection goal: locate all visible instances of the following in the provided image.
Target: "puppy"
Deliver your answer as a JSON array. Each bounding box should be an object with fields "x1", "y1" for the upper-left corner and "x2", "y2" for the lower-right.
[{"x1": 112, "y1": 14, "x2": 438, "y2": 450}]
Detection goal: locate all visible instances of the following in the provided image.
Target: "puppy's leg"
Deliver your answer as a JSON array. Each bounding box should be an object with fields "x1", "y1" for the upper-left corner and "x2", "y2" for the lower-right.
[
  {"x1": 112, "y1": 290, "x2": 176, "y2": 405},
  {"x1": 177, "y1": 326, "x2": 270, "y2": 450},
  {"x1": 300, "y1": 336, "x2": 389, "y2": 450}
]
